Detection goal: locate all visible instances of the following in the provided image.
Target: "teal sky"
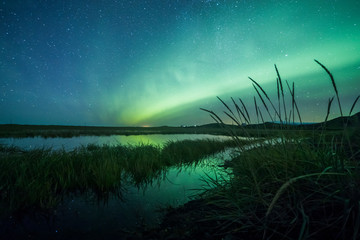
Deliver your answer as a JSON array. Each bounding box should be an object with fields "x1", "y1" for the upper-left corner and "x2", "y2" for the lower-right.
[{"x1": 1, "y1": 0, "x2": 359, "y2": 126}]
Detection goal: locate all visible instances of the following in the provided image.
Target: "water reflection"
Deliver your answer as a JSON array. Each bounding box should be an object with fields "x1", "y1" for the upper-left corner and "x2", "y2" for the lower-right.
[
  {"x1": 1, "y1": 151, "x2": 233, "y2": 239},
  {"x1": 0, "y1": 134, "x2": 232, "y2": 151}
]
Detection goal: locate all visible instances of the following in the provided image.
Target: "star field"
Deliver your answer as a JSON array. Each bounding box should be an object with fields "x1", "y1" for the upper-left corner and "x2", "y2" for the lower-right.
[{"x1": 1, "y1": 0, "x2": 359, "y2": 126}]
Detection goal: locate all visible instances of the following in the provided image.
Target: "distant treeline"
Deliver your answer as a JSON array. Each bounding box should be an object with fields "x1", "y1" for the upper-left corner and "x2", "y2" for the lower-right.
[{"x1": 0, "y1": 112, "x2": 358, "y2": 138}]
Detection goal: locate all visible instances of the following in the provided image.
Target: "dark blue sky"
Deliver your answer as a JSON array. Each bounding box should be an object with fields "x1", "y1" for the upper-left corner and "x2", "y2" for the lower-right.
[{"x1": 1, "y1": 0, "x2": 359, "y2": 126}]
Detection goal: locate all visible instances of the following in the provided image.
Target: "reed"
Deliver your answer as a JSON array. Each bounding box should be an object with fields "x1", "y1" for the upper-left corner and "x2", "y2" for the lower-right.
[
  {"x1": 231, "y1": 97, "x2": 245, "y2": 124},
  {"x1": 275, "y1": 64, "x2": 288, "y2": 124},
  {"x1": 314, "y1": 59, "x2": 343, "y2": 117},
  {"x1": 254, "y1": 96, "x2": 259, "y2": 124},
  {"x1": 239, "y1": 98, "x2": 251, "y2": 123},
  {"x1": 285, "y1": 80, "x2": 302, "y2": 124},
  {"x1": 198, "y1": 61, "x2": 360, "y2": 239},
  {"x1": 249, "y1": 76, "x2": 280, "y2": 121},
  {"x1": 349, "y1": 95, "x2": 360, "y2": 116},
  {"x1": 252, "y1": 83, "x2": 274, "y2": 122}
]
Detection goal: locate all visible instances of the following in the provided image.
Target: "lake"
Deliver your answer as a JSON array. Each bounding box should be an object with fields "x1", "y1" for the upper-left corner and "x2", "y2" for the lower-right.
[
  {"x1": 0, "y1": 134, "x2": 239, "y2": 239},
  {"x1": 0, "y1": 134, "x2": 232, "y2": 151}
]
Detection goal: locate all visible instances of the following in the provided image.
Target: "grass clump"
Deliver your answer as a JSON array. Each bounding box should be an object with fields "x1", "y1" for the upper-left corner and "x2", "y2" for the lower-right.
[
  {"x1": 197, "y1": 60, "x2": 360, "y2": 239},
  {"x1": 200, "y1": 139, "x2": 359, "y2": 239},
  {"x1": 0, "y1": 139, "x2": 240, "y2": 217}
]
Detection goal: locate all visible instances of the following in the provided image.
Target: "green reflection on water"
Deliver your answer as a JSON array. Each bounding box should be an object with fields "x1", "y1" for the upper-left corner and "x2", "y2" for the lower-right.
[
  {"x1": 57, "y1": 153, "x2": 231, "y2": 232},
  {"x1": 108, "y1": 134, "x2": 232, "y2": 147}
]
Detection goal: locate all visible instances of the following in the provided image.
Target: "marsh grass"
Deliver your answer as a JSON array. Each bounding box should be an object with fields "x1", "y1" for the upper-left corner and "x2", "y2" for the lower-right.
[
  {"x1": 199, "y1": 60, "x2": 360, "y2": 239},
  {"x1": 0, "y1": 139, "x2": 240, "y2": 217}
]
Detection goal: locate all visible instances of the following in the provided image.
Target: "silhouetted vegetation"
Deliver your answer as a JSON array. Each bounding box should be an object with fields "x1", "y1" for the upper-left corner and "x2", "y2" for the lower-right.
[
  {"x1": 1, "y1": 61, "x2": 359, "y2": 239},
  {"x1": 146, "y1": 60, "x2": 360, "y2": 239}
]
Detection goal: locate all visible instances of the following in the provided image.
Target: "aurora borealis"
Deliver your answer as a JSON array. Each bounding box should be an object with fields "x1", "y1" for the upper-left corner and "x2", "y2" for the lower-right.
[{"x1": 1, "y1": 0, "x2": 359, "y2": 126}]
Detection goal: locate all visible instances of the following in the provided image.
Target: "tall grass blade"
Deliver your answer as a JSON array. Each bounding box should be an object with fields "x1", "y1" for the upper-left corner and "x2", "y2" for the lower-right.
[
  {"x1": 298, "y1": 204, "x2": 309, "y2": 240},
  {"x1": 201, "y1": 108, "x2": 247, "y2": 141},
  {"x1": 285, "y1": 80, "x2": 302, "y2": 124},
  {"x1": 345, "y1": 94, "x2": 360, "y2": 129},
  {"x1": 217, "y1": 96, "x2": 236, "y2": 120},
  {"x1": 239, "y1": 98, "x2": 251, "y2": 123},
  {"x1": 252, "y1": 83, "x2": 274, "y2": 122},
  {"x1": 224, "y1": 111, "x2": 241, "y2": 126},
  {"x1": 277, "y1": 77, "x2": 281, "y2": 122},
  {"x1": 325, "y1": 97, "x2": 335, "y2": 123},
  {"x1": 210, "y1": 115, "x2": 220, "y2": 124},
  {"x1": 275, "y1": 64, "x2": 288, "y2": 124},
  {"x1": 258, "y1": 106, "x2": 265, "y2": 124},
  {"x1": 288, "y1": 110, "x2": 292, "y2": 124},
  {"x1": 249, "y1": 77, "x2": 280, "y2": 120},
  {"x1": 231, "y1": 98, "x2": 249, "y2": 124},
  {"x1": 291, "y1": 82, "x2": 295, "y2": 123},
  {"x1": 349, "y1": 95, "x2": 360, "y2": 116},
  {"x1": 314, "y1": 59, "x2": 343, "y2": 117},
  {"x1": 254, "y1": 96, "x2": 259, "y2": 124},
  {"x1": 240, "y1": 108, "x2": 250, "y2": 125},
  {"x1": 231, "y1": 97, "x2": 244, "y2": 124},
  {"x1": 200, "y1": 108, "x2": 224, "y2": 124}
]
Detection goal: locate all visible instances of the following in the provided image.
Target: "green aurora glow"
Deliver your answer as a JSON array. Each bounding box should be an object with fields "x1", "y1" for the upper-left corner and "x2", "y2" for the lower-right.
[{"x1": 1, "y1": 0, "x2": 359, "y2": 126}]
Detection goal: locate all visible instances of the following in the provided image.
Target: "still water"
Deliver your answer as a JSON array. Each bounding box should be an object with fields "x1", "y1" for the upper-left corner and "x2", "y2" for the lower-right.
[
  {"x1": 0, "y1": 134, "x2": 232, "y2": 151},
  {"x1": 43, "y1": 156, "x2": 231, "y2": 238},
  {"x1": 1, "y1": 153, "x2": 234, "y2": 239}
]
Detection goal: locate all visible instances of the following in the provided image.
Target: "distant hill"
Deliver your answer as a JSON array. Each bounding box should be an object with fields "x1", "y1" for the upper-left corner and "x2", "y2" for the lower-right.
[
  {"x1": 0, "y1": 112, "x2": 358, "y2": 138},
  {"x1": 198, "y1": 112, "x2": 360, "y2": 130},
  {"x1": 321, "y1": 111, "x2": 360, "y2": 129},
  {"x1": 197, "y1": 123, "x2": 227, "y2": 129}
]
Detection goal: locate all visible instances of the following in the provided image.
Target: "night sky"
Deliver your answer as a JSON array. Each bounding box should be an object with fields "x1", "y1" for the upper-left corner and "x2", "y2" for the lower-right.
[{"x1": 1, "y1": 0, "x2": 359, "y2": 126}]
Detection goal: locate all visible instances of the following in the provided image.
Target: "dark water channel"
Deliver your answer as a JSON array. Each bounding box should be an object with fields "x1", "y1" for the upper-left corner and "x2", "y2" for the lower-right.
[{"x1": 0, "y1": 135, "x2": 237, "y2": 239}]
